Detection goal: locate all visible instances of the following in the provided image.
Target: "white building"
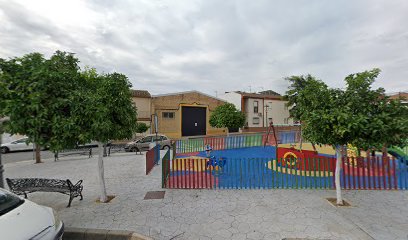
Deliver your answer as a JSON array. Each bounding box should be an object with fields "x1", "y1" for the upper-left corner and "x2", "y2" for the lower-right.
[{"x1": 218, "y1": 90, "x2": 293, "y2": 131}]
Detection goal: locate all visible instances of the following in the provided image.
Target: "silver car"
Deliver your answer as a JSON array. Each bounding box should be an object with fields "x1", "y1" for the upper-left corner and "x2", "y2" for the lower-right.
[
  {"x1": 124, "y1": 134, "x2": 171, "y2": 152},
  {"x1": 1, "y1": 137, "x2": 33, "y2": 154}
]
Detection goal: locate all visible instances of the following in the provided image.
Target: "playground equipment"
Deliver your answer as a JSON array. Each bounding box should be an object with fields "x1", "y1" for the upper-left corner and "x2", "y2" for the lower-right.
[{"x1": 263, "y1": 121, "x2": 302, "y2": 148}]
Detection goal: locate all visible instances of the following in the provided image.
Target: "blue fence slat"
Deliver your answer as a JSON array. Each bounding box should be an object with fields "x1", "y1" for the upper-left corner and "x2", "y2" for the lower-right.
[{"x1": 166, "y1": 155, "x2": 408, "y2": 191}]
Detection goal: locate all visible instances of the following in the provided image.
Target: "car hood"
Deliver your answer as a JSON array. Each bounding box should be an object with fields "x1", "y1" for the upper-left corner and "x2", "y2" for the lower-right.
[{"x1": 0, "y1": 200, "x2": 55, "y2": 240}]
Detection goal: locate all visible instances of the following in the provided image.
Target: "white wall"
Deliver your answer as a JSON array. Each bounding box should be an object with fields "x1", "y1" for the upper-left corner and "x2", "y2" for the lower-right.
[
  {"x1": 218, "y1": 92, "x2": 242, "y2": 110},
  {"x1": 264, "y1": 100, "x2": 292, "y2": 125},
  {"x1": 245, "y1": 98, "x2": 264, "y2": 127}
]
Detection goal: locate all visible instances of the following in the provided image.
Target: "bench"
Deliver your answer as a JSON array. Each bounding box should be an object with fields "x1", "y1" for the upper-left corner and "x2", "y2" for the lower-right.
[
  {"x1": 107, "y1": 144, "x2": 141, "y2": 156},
  {"x1": 107, "y1": 144, "x2": 126, "y2": 156},
  {"x1": 6, "y1": 178, "x2": 83, "y2": 207},
  {"x1": 54, "y1": 148, "x2": 92, "y2": 161}
]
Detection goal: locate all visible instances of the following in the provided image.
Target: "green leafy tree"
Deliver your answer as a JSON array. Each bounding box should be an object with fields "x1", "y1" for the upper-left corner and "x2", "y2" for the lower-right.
[
  {"x1": 0, "y1": 51, "x2": 83, "y2": 163},
  {"x1": 285, "y1": 68, "x2": 408, "y2": 205},
  {"x1": 342, "y1": 70, "x2": 408, "y2": 152},
  {"x1": 135, "y1": 122, "x2": 149, "y2": 135},
  {"x1": 80, "y1": 69, "x2": 138, "y2": 202},
  {"x1": 209, "y1": 103, "x2": 245, "y2": 135}
]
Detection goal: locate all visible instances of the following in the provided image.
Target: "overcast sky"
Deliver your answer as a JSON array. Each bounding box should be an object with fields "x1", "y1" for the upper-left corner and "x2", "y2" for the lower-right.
[{"x1": 1, "y1": 0, "x2": 407, "y2": 96}]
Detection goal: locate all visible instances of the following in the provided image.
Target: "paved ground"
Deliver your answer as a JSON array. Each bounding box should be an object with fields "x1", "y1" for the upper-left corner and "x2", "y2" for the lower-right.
[
  {"x1": 1, "y1": 150, "x2": 55, "y2": 163},
  {"x1": 4, "y1": 152, "x2": 408, "y2": 240}
]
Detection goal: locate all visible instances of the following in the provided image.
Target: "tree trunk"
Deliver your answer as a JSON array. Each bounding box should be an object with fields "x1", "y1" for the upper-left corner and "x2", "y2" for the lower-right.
[
  {"x1": 97, "y1": 142, "x2": 108, "y2": 202},
  {"x1": 35, "y1": 144, "x2": 42, "y2": 163},
  {"x1": 335, "y1": 145, "x2": 344, "y2": 205}
]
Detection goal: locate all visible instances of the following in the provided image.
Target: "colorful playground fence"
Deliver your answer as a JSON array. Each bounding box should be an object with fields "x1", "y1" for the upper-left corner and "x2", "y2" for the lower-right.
[
  {"x1": 175, "y1": 133, "x2": 297, "y2": 154},
  {"x1": 146, "y1": 145, "x2": 160, "y2": 175},
  {"x1": 162, "y1": 156, "x2": 408, "y2": 190}
]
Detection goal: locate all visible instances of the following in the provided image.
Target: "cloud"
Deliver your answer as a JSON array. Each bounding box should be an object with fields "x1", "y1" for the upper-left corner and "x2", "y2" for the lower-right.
[{"x1": 0, "y1": 0, "x2": 407, "y2": 95}]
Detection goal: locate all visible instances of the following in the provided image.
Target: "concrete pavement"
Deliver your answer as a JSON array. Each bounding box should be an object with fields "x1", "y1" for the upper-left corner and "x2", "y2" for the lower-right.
[{"x1": 4, "y1": 151, "x2": 408, "y2": 240}]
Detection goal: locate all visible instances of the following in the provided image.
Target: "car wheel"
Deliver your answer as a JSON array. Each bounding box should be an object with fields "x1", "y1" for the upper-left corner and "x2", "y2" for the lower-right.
[
  {"x1": 131, "y1": 147, "x2": 139, "y2": 152},
  {"x1": 1, "y1": 147, "x2": 9, "y2": 154},
  {"x1": 162, "y1": 145, "x2": 170, "y2": 150}
]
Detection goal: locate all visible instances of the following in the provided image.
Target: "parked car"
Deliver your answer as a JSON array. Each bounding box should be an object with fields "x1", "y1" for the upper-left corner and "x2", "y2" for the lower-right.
[
  {"x1": 0, "y1": 188, "x2": 64, "y2": 240},
  {"x1": 124, "y1": 134, "x2": 171, "y2": 152},
  {"x1": 1, "y1": 137, "x2": 33, "y2": 154}
]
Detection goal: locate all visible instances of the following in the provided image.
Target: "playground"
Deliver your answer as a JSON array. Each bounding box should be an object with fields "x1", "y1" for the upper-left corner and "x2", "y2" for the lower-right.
[{"x1": 163, "y1": 132, "x2": 408, "y2": 190}]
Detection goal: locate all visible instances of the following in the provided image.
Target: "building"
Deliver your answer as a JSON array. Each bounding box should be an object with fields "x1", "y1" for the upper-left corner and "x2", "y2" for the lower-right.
[
  {"x1": 131, "y1": 90, "x2": 152, "y2": 134},
  {"x1": 219, "y1": 90, "x2": 293, "y2": 132},
  {"x1": 151, "y1": 91, "x2": 227, "y2": 139},
  {"x1": 388, "y1": 92, "x2": 408, "y2": 104}
]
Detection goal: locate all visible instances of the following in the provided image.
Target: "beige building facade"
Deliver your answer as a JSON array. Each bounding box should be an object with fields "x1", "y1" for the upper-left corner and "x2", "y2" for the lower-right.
[
  {"x1": 131, "y1": 90, "x2": 152, "y2": 135},
  {"x1": 151, "y1": 91, "x2": 227, "y2": 139}
]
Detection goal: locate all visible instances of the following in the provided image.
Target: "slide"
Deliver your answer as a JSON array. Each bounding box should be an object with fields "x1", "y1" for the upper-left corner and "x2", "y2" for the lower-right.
[{"x1": 388, "y1": 147, "x2": 408, "y2": 165}]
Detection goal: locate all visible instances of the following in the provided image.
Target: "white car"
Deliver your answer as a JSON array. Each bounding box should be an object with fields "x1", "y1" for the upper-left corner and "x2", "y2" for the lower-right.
[
  {"x1": 0, "y1": 188, "x2": 64, "y2": 240},
  {"x1": 1, "y1": 137, "x2": 34, "y2": 154}
]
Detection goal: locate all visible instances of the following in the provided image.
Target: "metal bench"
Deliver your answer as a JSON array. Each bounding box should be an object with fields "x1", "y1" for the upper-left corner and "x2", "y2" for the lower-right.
[
  {"x1": 107, "y1": 144, "x2": 141, "y2": 156},
  {"x1": 107, "y1": 144, "x2": 126, "y2": 156},
  {"x1": 6, "y1": 178, "x2": 83, "y2": 207},
  {"x1": 54, "y1": 148, "x2": 92, "y2": 161}
]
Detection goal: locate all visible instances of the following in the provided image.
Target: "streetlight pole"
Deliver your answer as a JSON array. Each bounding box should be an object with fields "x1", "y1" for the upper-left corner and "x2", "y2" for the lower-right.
[{"x1": 0, "y1": 117, "x2": 10, "y2": 188}]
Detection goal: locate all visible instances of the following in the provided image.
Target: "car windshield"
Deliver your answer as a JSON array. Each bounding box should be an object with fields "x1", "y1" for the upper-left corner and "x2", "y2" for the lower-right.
[{"x1": 0, "y1": 189, "x2": 24, "y2": 216}]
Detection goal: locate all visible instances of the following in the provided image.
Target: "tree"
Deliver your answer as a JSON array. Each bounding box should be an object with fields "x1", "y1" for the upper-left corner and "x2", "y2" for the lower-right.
[
  {"x1": 284, "y1": 68, "x2": 408, "y2": 205},
  {"x1": 80, "y1": 69, "x2": 138, "y2": 202},
  {"x1": 209, "y1": 103, "x2": 246, "y2": 135},
  {"x1": 0, "y1": 51, "x2": 83, "y2": 163},
  {"x1": 342, "y1": 70, "x2": 408, "y2": 152},
  {"x1": 135, "y1": 122, "x2": 149, "y2": 135}
]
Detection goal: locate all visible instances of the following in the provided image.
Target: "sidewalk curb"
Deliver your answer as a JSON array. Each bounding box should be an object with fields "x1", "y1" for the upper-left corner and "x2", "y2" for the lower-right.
[{"x1": 64, "y1": 227, "x2": 153, "y2": 240}]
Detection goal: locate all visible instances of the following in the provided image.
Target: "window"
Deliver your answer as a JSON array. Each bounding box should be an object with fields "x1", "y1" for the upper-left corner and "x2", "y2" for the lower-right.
[
  {"x1": 140, "y1": 136, "x2": 152, "y2": 143},
  {"x1": 253, "y1": 101, "x2": 258, "y2": 113},
  {"x1": 162, "y1": 112, "x2": 174, "y2": 119},
  {"x1": 253, "y1": 117, "x2": 260, "y2": 125}
]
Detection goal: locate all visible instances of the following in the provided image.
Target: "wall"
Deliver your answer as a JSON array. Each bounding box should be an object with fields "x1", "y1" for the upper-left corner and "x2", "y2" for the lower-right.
[
  {"x1": 218, "y1": 92, "x2": 242, "y2": 110},
  {"x1": 151, "y1": 92, "x2": 227, "y2": 139},
  {"x1": 264, "y1": 100, "x2": 293, "y2": 125},
  {"x1": 245, "y1": 98, "x2": 264, "y2": 128},
  {"x1": 132, "y1": 97, "x2": 151, "y2": 120}
]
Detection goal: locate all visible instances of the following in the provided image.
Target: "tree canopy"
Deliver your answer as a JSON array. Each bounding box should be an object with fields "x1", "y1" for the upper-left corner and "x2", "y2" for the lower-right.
[
  {"x1": 284, "y1": 68, "x2": 408, "y2": 205},
  {"x1": 0, "y1": 51, "x2": 84, "y2": 162},
  {"x1": 0, "y1": 52, "x2": 139, "y2": 163},
  {"x1": 80, "y1": 70, "x2": 138, "y2": 143},
  {"x1": 284, "y1": 68, "x2": 408, "y2": 150},
  {"x1": 209, "y1": 103, "x2": 246, "y2": 132},
  {"x1": 135, "y1": 122, "x2": 150, "y2": 134}
]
